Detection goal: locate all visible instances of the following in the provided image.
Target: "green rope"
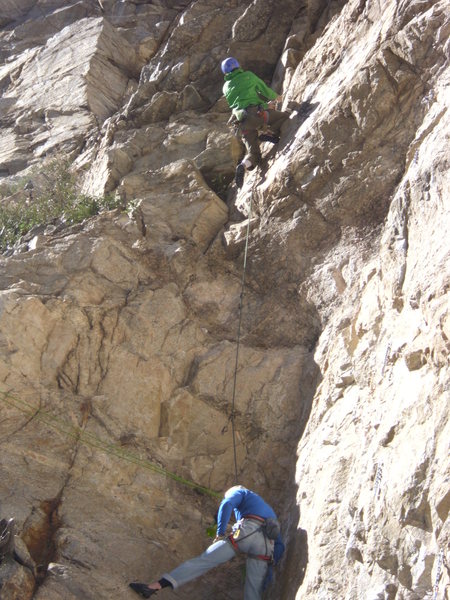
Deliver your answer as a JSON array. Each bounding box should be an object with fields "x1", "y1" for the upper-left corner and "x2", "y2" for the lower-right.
[
  {"x1": 229, "y1": 192, "x2": 253, "y2": 484},
  {"x1": 0, "y1": 389, "x2": 221, "y2": 500}
]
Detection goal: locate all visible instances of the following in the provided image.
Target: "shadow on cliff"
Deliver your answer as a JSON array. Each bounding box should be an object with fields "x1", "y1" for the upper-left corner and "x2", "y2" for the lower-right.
[
  {"x1": 277, "y1": 528, "x2": 309, "y2": 600},
  {"x1": 273, "y1": 350, "x2": 320, "y2": 600}
]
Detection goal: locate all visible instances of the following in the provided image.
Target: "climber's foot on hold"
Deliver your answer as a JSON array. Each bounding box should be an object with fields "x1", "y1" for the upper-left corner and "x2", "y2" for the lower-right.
[
  {"x1": 235, "y1": 163, "x2": 245, "y2": 188},
  {"x1": 235, "y1": 159, "x2": 254, "y2": 188},
  {"x1": 129, "y1": 582, "x2": 158, "y2": 598},
  {"x1": 258, "y1": 133, "x2": 280, "y2": 144}
]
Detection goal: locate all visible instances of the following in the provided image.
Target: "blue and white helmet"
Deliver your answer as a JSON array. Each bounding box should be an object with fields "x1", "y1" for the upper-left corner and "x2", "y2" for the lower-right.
[{"x1": 221, "y1": 57, "x2": 240, "y2": 74}]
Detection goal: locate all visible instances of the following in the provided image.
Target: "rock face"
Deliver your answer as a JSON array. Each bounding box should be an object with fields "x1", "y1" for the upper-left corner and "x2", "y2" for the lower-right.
[{"x1": 0, "y1": 1, "x2": 448, "y2": 600}]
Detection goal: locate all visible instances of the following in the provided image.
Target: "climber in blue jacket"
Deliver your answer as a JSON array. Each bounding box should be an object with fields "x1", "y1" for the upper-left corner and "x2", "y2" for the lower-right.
[{"x1": 129, "y1": 485, "x2": 285, "y2": 599}]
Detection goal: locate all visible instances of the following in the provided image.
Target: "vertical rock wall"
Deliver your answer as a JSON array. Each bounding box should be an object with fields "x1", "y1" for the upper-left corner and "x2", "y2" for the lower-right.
[{"x1": 0, "y1": 1, "x2": 448, "y2": 599}]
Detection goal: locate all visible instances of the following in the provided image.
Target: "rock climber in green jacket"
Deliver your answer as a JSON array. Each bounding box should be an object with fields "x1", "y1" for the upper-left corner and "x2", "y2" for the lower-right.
[{"x1": 221, "y1": 57, "x2": 290, "y2": 188}]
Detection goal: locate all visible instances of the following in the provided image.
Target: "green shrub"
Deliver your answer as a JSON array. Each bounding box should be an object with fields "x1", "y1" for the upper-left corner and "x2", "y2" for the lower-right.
[{"x1": 0, "y1": 159, "x2": 123, "y2": 252}]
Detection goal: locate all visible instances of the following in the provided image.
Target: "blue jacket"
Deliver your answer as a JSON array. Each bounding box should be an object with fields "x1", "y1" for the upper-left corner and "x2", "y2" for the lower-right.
[{"x1": 216, "y1": 487, "x2": 285, "y2": 564}]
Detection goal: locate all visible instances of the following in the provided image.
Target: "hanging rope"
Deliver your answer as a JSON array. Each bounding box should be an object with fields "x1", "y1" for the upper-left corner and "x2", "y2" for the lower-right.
[
  {"x1": 0, "y1": 389, "x2": 221, "y2": 500},
  {"x1": 229, "y1": 192, "x2": 254, "y2": 484}
]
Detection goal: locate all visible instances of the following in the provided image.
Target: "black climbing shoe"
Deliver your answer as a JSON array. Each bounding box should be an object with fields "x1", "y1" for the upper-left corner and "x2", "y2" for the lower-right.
[
  {"x1": 235, "y1": 163, "x2": 245, "y2": 188},
  {"x1": 258, "y1": 133, "x2": 280, "y2": 144},
  {"x1": 129, "y1": 582, "x2": 158, "y2": 598},
  {"x1": 287, "y1": 100, "x2": 319, "y2": 118}
]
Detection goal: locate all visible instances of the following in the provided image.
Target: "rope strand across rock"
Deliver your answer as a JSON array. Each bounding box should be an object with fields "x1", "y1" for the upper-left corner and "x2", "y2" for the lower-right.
[
  {"x1": 0, "y1": 389, "x2": 221, "y2": 500},
  {"x1": 229, "y1": 191, "x2": 254, "y2": 484}
]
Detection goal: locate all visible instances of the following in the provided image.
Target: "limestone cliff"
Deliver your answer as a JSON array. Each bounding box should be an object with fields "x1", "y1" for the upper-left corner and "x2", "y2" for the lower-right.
[{"x1": 0, "y1": 1, "x2": 448, "y2": 599}]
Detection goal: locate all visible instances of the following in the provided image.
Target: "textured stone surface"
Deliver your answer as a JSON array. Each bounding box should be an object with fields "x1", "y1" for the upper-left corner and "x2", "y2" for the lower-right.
[{"x1": 0, "y1": 1, "x2": 449, "y2": 599}]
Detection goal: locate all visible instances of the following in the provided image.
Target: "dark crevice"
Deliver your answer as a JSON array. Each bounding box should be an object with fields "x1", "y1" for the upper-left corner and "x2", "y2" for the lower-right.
[
  {"x1": 22, "y1": 496, "x2": 62, "y2": 587},
  {"x1": 276, "y1": 349, "x2": 322, "y2": 600},
  {"x1": 22, "y1": 427, "x2": 83, "y2": 594}
]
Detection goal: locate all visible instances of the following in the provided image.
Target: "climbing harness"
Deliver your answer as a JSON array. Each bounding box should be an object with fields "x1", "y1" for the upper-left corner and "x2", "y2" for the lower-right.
[
  {"x1": 244, "y1": 515, "x2": 281, "y2": 540},
  {"x1": 0, "y1": 389, "x2": 221, "y2": 500},
  {"x1": 229, "y1": 192, "x2": 254, "y2": 483},
  {"x1": 232, "y1": 105, "x2": 268, "y2": 125},
  {"x1": 257, "y1": 107, "x2": 269, "y2": 124},
  {"x1": 244, "y1": 514, "x2": 266, "y2": 523},
  {"x1": 227, "y1": 517, "x2": 273, "y2": 563}
]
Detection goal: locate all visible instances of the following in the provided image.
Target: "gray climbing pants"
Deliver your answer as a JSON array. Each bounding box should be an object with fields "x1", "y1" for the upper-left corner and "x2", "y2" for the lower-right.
[{"x1": 162, "y1": 518, "x2": 273, "y2": 600}]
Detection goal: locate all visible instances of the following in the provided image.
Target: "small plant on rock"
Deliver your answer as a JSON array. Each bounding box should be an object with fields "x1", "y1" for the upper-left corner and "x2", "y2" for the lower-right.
[{"x1": 0, "y1": 159, "x2": 123, "y2": 252}]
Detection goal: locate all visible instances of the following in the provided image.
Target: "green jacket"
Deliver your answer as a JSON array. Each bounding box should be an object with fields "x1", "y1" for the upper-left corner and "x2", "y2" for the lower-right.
[{"x1": 223, "y1": 68, "x2": 278, "y2": 111}]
